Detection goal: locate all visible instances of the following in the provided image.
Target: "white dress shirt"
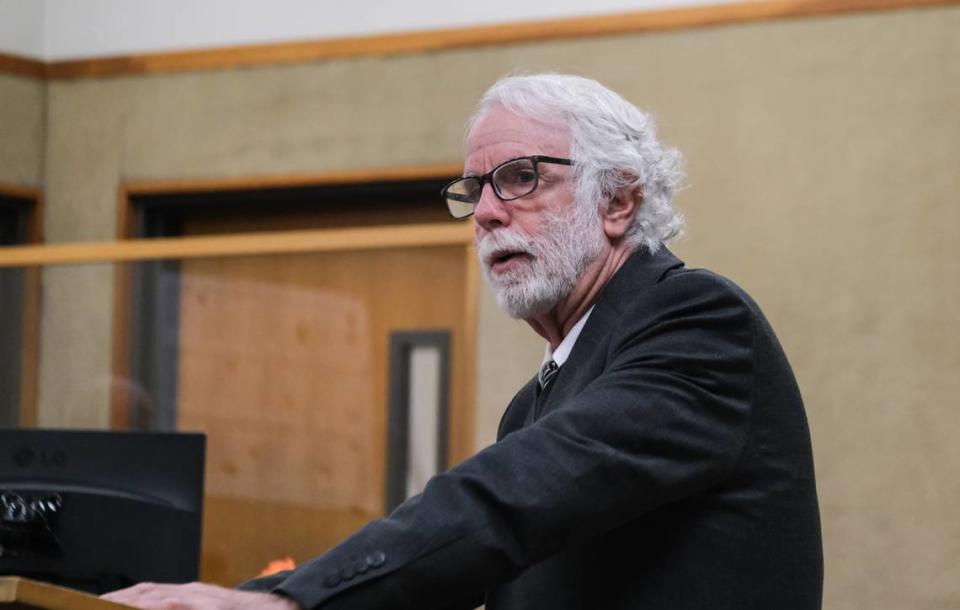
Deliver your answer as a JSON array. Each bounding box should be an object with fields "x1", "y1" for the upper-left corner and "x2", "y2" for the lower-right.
[{"x1": 542, "y1": 306, "x2": 595, "y2": 369}]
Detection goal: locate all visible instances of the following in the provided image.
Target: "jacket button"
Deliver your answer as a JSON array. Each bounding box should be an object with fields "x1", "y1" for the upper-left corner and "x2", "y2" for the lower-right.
[
  {"x1": 366, "y1": 550, "x2": 387, "y2": 569},
  {"x1": 323, "y1": 572, "x2": 341, "y2": 588},
  {"x1": 354, "y1": 558, "x2": 369, "y2": 574},
  {"x1": 340, "y1": 565, "x2": 356, "y2": 581}
]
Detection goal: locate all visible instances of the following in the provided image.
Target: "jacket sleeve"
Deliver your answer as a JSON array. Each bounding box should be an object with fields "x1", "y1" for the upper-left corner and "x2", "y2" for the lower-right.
[{"x1": 269, "y1": 271, "x2": 755, "y2": 610}]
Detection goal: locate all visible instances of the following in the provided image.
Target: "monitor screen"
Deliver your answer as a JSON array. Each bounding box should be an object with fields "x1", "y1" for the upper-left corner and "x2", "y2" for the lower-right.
[{"x1": 0, "y1": 429, "x2": 205, "y2": 594}]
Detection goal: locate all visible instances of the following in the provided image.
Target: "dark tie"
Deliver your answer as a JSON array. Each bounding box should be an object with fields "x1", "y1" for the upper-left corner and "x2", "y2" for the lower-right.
[{"x1": 538, "y1": 360, "x2": 560, "y2": 391}]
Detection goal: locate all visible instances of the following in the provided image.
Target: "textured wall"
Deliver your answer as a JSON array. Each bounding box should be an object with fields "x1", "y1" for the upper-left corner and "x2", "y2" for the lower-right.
[
  {"x1": 0, "y1": 73, "x2": 44, "y2": 187},
  {"x1": 35, "y1": 4, "x2": 960, "y2": 608}
]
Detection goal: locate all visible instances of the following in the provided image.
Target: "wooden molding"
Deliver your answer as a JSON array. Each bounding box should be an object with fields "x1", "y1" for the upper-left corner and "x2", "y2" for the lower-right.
[
  {"x1": 0, "y1": 576, "x2": 132, "y2": 609},
  {"x1": 2, "y1": 0, "x2": 955, "y2": 80},
  {"x1": 0, "y1": 223, "x2": 474, "y2": 268},
  {"x1": 0, "y1": 182, "x2": 42, "y2": 201},
  {"x1": 0, "y1": 52, "x2": 45, "y2": 79},
  {"x1": 123, "y1": 163, "x2": 463, "y2": 197}
]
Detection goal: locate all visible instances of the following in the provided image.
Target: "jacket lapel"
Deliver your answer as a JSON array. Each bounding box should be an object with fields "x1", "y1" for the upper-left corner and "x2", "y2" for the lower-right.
[{"x1": 532, "y1": 247, "x2": 685, "y2": 419}]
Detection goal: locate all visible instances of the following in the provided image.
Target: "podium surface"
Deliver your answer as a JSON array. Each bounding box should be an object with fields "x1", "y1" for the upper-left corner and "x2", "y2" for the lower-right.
[{"x1": 0, "y1": 578, "x2": 132, "y2": 610}]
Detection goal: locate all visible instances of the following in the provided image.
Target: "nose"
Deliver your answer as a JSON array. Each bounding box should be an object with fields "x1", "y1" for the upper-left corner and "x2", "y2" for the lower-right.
[{"x1": 473, "y1": 182, "x2": 509, "y2": 230}]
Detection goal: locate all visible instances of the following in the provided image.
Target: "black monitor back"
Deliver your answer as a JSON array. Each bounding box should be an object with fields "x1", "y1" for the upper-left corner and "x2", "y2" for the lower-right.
[{"x1": 0, "y1": 429, "x2": 205, "y2": 593}]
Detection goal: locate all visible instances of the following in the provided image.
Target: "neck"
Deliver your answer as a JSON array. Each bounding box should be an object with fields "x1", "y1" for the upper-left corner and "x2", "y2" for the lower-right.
[{"x1": 526, "y1": 245, "x2": 633, "y2": 349}]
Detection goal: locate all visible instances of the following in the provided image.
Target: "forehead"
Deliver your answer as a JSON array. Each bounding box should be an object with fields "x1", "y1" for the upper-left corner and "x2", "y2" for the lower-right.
[{"x1": 465, "y1": 105, "x2": 570, "y2": 168}]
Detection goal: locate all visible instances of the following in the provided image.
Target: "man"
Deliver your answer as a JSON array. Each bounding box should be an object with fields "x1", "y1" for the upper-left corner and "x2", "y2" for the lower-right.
[{"x1": 106, "y1": 73, "x2": 823, "y2": 610}]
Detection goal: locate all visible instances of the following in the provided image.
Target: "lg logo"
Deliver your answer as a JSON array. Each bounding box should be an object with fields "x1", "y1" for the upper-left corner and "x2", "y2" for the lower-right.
[
  {"x1": 11, "y1": 447, "x2": 67, "y2": 468},
  {"x1": 12, "y1": 447, "x2": 35, "y2": 467}
]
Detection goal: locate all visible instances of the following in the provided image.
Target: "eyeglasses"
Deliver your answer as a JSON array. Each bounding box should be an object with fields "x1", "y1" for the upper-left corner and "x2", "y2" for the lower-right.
[{"x1": 441, "y1": 155, "x2": 573, "y2": 219}]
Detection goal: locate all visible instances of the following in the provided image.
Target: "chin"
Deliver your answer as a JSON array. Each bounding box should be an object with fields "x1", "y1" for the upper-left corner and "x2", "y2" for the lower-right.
[{"x1": 493, "y1": 280, "x2": 564, "y2": 320}]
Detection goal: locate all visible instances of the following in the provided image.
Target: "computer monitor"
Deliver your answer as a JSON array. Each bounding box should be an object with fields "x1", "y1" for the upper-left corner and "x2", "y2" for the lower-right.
[{"x1": 0, "y1": 429, "x2": 205, "y2": 594}]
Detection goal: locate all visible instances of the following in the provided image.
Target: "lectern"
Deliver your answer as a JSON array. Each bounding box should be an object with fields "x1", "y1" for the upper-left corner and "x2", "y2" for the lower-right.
[{"x1": 0, "y1": 577, "x2": 133, "y2": 610}]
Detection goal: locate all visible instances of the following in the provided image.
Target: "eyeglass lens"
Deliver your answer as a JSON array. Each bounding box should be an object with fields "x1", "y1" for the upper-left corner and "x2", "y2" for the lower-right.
[
  {"x1": 493, "y1": 159, "x2": 538, "y2": 199},
  {"x1": 444, "y1": 158, "x2": 539, "y2": 218}
]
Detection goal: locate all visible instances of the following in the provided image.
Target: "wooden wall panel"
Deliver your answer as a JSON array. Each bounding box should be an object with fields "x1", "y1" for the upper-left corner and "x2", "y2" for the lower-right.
[{"x1": 176, "y1": 244, "x2": 469, "y2": 585}]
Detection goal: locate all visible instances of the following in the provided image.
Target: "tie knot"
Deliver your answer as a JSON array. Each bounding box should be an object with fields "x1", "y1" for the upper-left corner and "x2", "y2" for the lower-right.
[{"x1": 538, "y1": 360, "x2": 560, "y2": 390}]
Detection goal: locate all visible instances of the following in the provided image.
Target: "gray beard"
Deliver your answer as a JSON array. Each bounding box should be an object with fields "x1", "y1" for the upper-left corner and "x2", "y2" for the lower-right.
[{"x1": 477, "y1": 205, "x2": 605, "y2": 319}]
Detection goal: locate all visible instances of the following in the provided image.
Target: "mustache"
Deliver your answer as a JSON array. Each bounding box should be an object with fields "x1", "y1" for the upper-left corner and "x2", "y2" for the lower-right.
[{"x1": 477, "y1": 229, "x2": 536, "y2": 266}]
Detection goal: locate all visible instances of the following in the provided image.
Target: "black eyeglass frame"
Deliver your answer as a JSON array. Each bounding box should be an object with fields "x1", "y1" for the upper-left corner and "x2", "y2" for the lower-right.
[{"x1": 441, "y1": 155, "x2": 573, "y2": 219}]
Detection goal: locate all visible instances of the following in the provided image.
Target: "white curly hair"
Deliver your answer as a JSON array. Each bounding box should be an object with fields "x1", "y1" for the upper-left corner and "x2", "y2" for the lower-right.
[{"x1": 467, "y1": 73, "x2": 685, "y2": 254}]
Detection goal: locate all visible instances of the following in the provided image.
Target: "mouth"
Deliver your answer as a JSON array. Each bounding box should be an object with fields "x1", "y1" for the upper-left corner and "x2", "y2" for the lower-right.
[{"x1": 487, "y1": 249, "x2": 532, "y2": 273}]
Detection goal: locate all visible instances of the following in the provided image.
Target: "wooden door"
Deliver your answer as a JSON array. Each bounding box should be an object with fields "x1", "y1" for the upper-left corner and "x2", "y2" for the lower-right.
[{"x1": 175, "y1": 242, "x2": 472, "y2": 585}]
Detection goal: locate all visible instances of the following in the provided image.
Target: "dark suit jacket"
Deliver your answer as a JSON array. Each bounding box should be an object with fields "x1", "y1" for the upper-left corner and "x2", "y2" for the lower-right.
[{"x1": 240, "y1": 247, "x2": 823, "y2": 610}]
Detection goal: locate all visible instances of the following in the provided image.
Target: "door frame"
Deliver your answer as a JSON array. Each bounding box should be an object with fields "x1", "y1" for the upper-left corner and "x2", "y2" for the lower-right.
[
  {"x1": 0, "y1": 182, "x2": 42, "y2": 426},
  {"x1": 110, "y1": 164, "x2": 478, "y2": 463}
]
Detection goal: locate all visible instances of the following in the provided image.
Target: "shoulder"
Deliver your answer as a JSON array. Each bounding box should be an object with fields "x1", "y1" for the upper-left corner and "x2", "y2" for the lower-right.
[
  {"x1": 660, "y1": 267, "x2": 756, "y2": 306},
  {"x1": 617, "y1": 265, "x2": 760, "y2": 328},
  {"x1": 599, "y1": 266, "x2": 760, "y2": 369},
  {"x1": 598, "y1": 248, "x2": 760, "y2": 323}
]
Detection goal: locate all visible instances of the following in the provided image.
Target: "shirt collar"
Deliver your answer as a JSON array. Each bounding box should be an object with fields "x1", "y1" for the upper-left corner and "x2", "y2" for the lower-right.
[{"x1": 542, "y1": 306, "x2": 595, "y2": 368}]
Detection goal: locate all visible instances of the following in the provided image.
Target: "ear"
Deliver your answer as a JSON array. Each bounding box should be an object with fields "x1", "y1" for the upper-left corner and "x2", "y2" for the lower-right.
[{"x1": 602, "y1": 184, "x2": 642, "y2": 241}]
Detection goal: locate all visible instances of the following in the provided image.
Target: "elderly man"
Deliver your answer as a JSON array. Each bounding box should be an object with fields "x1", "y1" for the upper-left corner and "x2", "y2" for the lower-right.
[{"x1": 106, "y1": 74, "x2": 823, "y2": 610}]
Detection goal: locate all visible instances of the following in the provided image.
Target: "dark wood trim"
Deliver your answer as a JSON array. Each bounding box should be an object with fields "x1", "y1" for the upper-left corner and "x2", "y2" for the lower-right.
[
  {"x1": 2, "y1": 0, "x2": 955, "y2": 80},
  {"x1": 0, "y1": 224, "x2": 474, "y2": 268},
  {"x1": 122, "y1": 164, "x2": 464, "y2": 197},
  {"x1": 0, "y1": 183, "x2": 42, "y2": 201},
  {"x1": 0, "y1": 52, "x2": 45, "y2": 79}
]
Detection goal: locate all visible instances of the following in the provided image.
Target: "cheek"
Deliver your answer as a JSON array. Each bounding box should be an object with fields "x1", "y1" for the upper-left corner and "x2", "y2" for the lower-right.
[
  {"x1": 525, "y1": 221, "x2": 547, "y2": 241},
  {"x1": 509, "y1": 208, "x2": 544, "y2": 236}
]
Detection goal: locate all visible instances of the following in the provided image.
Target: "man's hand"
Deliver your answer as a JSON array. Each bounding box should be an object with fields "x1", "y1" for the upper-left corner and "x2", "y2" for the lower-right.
[{"x1": 101, "y1": 582, "x2": 302, "y2": 610}]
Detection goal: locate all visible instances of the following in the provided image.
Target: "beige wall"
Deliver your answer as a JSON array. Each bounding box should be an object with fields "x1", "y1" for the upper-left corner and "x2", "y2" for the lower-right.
[
  {"x1": 0, "y1": 73, "x2": 44, "y2": 187},
  {"x1": 19, "y1": 4, "x2": 960, "y2": 608}
]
